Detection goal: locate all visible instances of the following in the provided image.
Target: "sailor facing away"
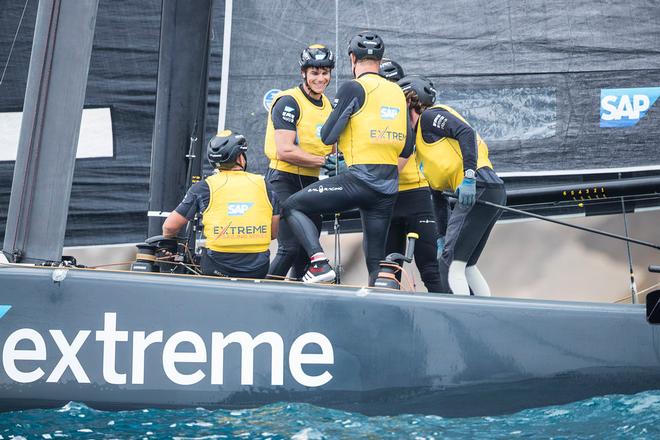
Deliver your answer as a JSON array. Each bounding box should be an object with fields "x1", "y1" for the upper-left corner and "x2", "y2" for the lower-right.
[
  {"x1": 398, "y1": 75, "x2": 506, "y2": 296},
  {"x1": 264, "y1": 44, "x2": 335, "y2": 280},
  {"x1": 379, "y1": 59, "x2": 443, "y2": 293},
  {"x1": 281, "y1": 31, "x2": 414, "y2": 285},
  {"x1": 162, "y1": 131, "x2": 280, "y2": 279}
]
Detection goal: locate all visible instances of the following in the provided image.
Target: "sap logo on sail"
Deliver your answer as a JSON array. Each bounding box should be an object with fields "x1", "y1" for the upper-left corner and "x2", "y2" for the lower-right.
[
  {"x1": 600, "y1": 87, "x2": 660, "y2": 128},
  {"x1": 0, "y1": 312, "x2": 333, "y2": 388},
  {"x1": 0, "y1": 305, "x2": 10, "y2": 319},
  {"x1": 227, "y1": 202, "x2": 253, "y2": 216},
  {"x1": 263, "y1": 88, "x2": 281, "y2": 111}
]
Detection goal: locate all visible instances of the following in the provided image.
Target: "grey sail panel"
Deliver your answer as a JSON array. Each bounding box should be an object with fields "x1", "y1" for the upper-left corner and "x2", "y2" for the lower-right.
[
  {"x1": 0, "y1": 0, "x2": 225, "y2": 246},
  {"x1": 2, "y1": 0, "x2": 659, "y2": 246}
]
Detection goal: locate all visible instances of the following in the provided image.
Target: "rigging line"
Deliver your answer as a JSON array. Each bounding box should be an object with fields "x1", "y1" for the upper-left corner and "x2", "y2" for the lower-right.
[
  {"x1": 443, "y1": 192, "x2": 660, "y2": 251},
  {"x1": 334, "y1": 0, "x2": 339, "y2": 96},
  {"x1": 505, "y1": 194, "x2": 660, "y2": 215},
  {"x1": 0, "y1": 0, "x2": 29, "y2": 87},
  {"x1": 639, "y1": 283, "x2": 660, "y2": 296},
  {"x1": 621, "y1": 197, "x2": 638, "y2": 304},
  {"x1": 512, "y1": 195, "x2": 660, "y2": 212}
]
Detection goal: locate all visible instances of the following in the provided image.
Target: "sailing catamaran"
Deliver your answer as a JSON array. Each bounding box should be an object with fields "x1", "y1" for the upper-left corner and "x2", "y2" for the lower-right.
[{"x1": 1, "y1": 0, "x2": 659, "y2": 418}]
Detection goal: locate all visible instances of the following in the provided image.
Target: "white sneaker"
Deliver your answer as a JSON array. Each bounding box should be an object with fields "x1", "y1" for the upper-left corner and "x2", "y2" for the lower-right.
[{"x1": 302, "y1": 260, "x2": 336, "y2": 283}]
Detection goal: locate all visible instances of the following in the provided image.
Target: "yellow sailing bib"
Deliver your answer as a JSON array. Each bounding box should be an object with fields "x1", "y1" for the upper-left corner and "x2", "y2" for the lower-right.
[
  {"x1": 415, "y1": 104, "x2": 493, "y2": 192},
  {"x1": 202, "y1": 171, "x2": 272, "y2": 253},
  {"x1": 264, "y1": 86, "x2": 332, "y2": 177},
  {"x1": 398, "y1": 150, "x2": 428, "y2": 191},
  {"x1": 338, "y1": 74, "x2": 407, "y2": 166}
]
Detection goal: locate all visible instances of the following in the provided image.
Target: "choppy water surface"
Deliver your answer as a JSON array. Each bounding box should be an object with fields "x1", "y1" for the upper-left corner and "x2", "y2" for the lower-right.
[{"x1": 1, "y1": 390, "x2": 660, "y2": 439}]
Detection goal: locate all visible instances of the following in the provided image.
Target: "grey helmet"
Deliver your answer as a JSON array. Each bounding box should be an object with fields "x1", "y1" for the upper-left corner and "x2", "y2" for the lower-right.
[
  {"x1": 397, "y1": 75, "x2": 437, "y2": 107},
  {"x1": 379, "y1": 58, "x2": 405, "y2": 82},
  {"x1": 207, "y1": 130, "x2": 248, "y2": 169},
  {"x1": 299, "y1": 44, "x2": 335, "y2": 69},
  {"x1": 347, "y1": 31, "x2": 385, "y2": 61}
]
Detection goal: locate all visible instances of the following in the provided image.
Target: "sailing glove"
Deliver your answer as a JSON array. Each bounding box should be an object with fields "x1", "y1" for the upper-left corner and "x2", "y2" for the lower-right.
[
  {"x1": 322, "y1": 153, "x2": 347, "y2": 177},
  {"x1": 457, "y1": 177, "x2": 476, "y2": 207}
]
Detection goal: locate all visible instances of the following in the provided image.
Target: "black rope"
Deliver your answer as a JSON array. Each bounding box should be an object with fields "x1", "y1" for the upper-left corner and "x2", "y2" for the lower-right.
[{"x1": 444, "y1": 192, "x2": 660, "y2": 251}]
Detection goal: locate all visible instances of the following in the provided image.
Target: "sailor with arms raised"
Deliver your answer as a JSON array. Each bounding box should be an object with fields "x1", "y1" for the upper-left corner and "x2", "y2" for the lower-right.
[
  {"x1": 281, "y1": 31, "x2": 414, "y2": 285},
  {"x1": 398, "y1": 75, "x2": 505, "y2": 295},
  {"x1": 264, "y1": 44, "x2": 336, "y2": 280},
  {"x1": 163, "y1": 131, "x2": 280, "y2": 279}
]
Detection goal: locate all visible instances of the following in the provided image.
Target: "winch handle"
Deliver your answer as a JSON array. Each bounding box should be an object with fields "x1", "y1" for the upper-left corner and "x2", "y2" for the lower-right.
[
  {"x1": 404, "y1": 232, "x2": 419, "y2": 263},
  {"x1": 649, "y1": 265, "x2": 660, "y2": 273}
]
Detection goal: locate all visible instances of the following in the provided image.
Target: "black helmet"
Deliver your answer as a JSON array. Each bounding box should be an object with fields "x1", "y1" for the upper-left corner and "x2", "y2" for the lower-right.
[
  {"x1": 379, "y1": 58, "x2": 405, "y2": 82},
  {"x1": 397, "y1": 75, "x2": 437, "y2": 107},
  {"x1": 300, "y1": 44, "x2": 335, "y2": 69},
  {"x1": 347, "y1": 31, "x2": 384, "y2": 61},
  {"x1": 207, "y1": 130, "x2": 248, "y2": 169}
]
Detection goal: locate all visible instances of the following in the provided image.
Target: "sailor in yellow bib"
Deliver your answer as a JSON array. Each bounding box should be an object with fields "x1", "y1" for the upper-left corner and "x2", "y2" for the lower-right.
[
  {"x1": 263, "y1": 44, "x2": 335, "y2": 280},
  {"x1": 281, "y1": 32, "x2": 414, "y2": 285},
  {"x1": 379, "y1": 59, "x2": 443, "y2": 292},
  {"x1": 398, "y1": 75, "x2": 506, "y2": 296},
  {"x1": 163, "y1": 131, "x2": 280, "y2": 279}
]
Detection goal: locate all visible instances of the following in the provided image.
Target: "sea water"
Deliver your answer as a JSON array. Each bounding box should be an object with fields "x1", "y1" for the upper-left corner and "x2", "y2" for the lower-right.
[{"x1": 1, "y1": 390, "x2": 660, "y2": 439}]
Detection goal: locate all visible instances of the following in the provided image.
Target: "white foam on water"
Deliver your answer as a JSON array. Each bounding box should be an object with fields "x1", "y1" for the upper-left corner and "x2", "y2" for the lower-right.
[
  {"x1": 291, "y1": 427, "x2": 324, "y2": 440},
  {"x1": 628, "y1": 395, "x2": 660, "y2": 414},
  {"x1": 56, "y1": 402, "x2": 76, "y2": 413}
]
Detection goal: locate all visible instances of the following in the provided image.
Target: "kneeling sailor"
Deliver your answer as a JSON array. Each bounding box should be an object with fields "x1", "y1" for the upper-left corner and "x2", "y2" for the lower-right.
[{"x1": 163, "y1": 131, "x2": 280, "y2": 279}]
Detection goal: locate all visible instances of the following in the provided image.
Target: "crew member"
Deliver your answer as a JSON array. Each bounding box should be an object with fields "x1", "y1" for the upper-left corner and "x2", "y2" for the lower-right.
[
  {"x1": 264, "y1": 44, "x2": 335, "y2": 280},
  {"x1": 397, "y1": 75, "x2": 506, "y2": 296},
  {"x1": 379, "y1": 60, "x2": 443, "y2": 292},
  {"x1": 282, "y1": 31, "x2": 413, "y2": 284},
  {"x1": 163, "y1": 131, "x2": 280, "y2": 279}
]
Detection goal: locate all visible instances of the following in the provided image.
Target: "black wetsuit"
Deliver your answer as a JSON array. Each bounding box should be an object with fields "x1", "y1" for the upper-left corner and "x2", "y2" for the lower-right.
[
  {"x1": 386, "y1": 187, "x2": 443, "y2": 292},
  {"x1": 267, "y1": 85, "x2": 324, "y2": 279},
  {"x1": 418, "y1": 107, "x2": 506, "y2": 293},
  {"x1": 175, "y1": 177, "x2": 280, "y2": 279},
  {"x1": 282, "y1": 72, "x2": 414, "y2": 283}
]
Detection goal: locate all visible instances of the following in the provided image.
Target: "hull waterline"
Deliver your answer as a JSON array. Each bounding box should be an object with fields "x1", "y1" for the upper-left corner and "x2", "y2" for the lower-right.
[{"x1": 0, "y1": 264, "x2": 659, "y2": 417}]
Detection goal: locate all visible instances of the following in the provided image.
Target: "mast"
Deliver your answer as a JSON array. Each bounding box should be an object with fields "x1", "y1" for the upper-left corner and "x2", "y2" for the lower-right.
[
  {"x1": 147, "y1": 0, "x2": 214, "y2": 237},
  {"x1": 2, "y1": 0, "x2": 99, "y2": 264}
]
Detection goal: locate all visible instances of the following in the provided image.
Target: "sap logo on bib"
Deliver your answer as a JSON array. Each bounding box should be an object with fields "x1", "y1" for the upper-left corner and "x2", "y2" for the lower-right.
[
  {"x1": 228, "y1": 202, "x2": 254, "y2": 216},
  {"x1": 600, "y1": 87, "x2": 660, "y2": 128},
  {"x1": 380, "y1": 106, "x2": 400, "y2": 120},
  {"x1": 315, "y1": 124, "x2": 323, "y2": 138}
]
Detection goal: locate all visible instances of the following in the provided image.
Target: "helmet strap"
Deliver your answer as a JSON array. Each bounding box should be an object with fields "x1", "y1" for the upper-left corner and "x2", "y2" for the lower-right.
[
  {"x1": 349, "y1": 53, "x2": 357, "y2": 78},
  {"x1": 302, "y1": 70, "x2": 313, "y2": 94}
]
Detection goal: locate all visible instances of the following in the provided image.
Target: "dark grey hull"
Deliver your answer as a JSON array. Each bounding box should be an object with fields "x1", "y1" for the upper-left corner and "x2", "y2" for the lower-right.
[{"x1": 0, "y1": 264, "x2": 659, "y2": 417}]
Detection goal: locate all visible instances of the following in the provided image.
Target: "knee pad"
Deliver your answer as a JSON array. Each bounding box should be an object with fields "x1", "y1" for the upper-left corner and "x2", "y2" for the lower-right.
[
  {"x1": 448, "y1": 260, "x2": 469, "y2": 295},
  {"x1": 465, "y1": 265, "x2": 491, "y2": 297}
]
